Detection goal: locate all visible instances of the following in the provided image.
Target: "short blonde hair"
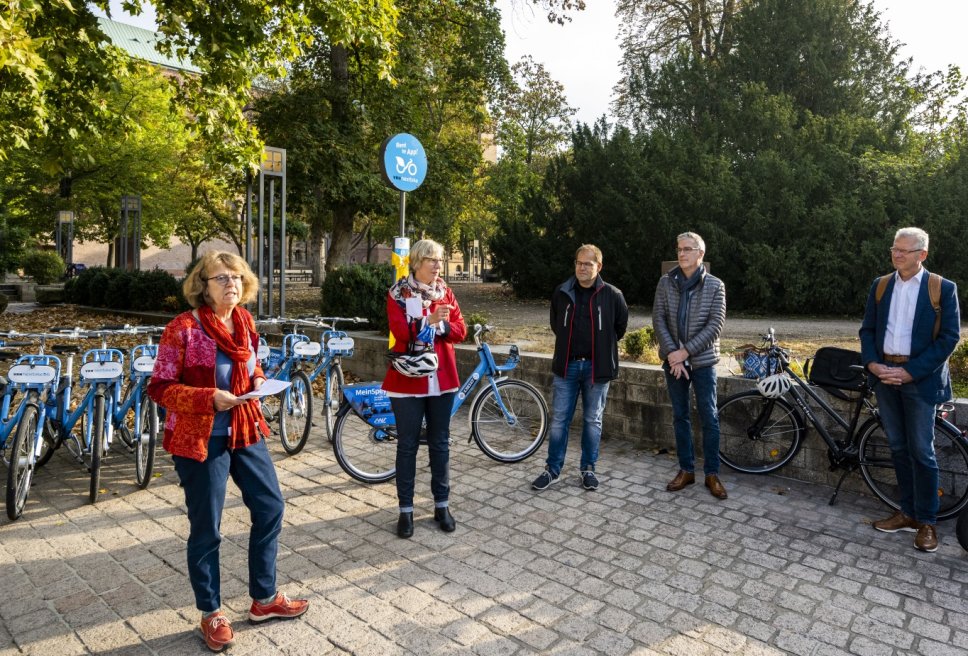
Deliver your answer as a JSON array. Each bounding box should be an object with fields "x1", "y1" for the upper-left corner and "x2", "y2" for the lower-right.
[
  {"x1": 575, "y1": 244, "x2": 602, "y2": 264},
  {"x1": 409, "y1": 239, "x2": 446, "y2": 274},
  {"x1": 182, "y1": 251, "x2": 259, "y2": 309}
]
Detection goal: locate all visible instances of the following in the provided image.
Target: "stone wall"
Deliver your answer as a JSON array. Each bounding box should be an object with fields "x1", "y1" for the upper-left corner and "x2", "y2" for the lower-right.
[{"x1": 324, "y1": 330, "x2": 966, "y2": 499}]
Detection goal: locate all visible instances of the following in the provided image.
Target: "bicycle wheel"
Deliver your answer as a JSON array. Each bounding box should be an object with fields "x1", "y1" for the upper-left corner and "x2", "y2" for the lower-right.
[
  {"x1": 957, "y1": 506, "x2": 968, "y2": 551},
  {"x1": 261, "y1": 393, "x2": 282, "y2": 437},
  {"x1": 322, "y1": 364, "x2": 344, "y2": 443},
  {"x1": 332, "y1": 404, "x2": 396, "y2": 483},
  {"x1": 88, "y1": 394, "x2": 105, "y2": 504},
  {"x1": 36, "y1": 416, "x2": 57, "y2": 468},
  {"x1": 471, "y1": 380, "x2": 549, "y2": 463},
  {"x1": 718, "y1": 390, "x2": 805, "y2": 474},
  {"x1": 279, "y1": 371, "x2": 313, "y2": 455},
  {"x1": 6, "y1": 401, "x2": 39, "y2": 520},
  {"x1": 859, "y1": 418, "x2": 968, "y2": 521},
  {"x1": 135, "y1": 393, "x2": 158, "y2": 489}
]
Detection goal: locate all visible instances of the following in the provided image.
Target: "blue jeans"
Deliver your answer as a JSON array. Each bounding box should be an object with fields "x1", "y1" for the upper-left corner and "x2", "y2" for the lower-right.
[
  {"x1": 545, "y1": 360, "x2": 610, "y2": 477},
  {"x1": 874, "y1": 381, "x2": 939, "y2": 525},
  {"x1": 172, "y1": 436, "x2": 284, "y2": 613},
  {"x1": 664, "y1": 364, "x2": 721, "y2": 475},
  {"x1": 390, "y1": 393, "x2": 454, "y2": 512}
]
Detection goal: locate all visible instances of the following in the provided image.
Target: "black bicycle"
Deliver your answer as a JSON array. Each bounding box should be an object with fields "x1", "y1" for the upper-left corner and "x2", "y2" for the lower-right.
[{"x1": 718, "y1": 329, "x2": 968, "y2": 522}]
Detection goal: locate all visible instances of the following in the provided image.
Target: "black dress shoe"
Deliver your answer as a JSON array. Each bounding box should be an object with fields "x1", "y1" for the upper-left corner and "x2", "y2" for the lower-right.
[
  {"x1": 434, "y1": 507, "x2": 456, "y2": 532},
  {"x1": 397, "y1": 512, "x2": 414, "y2": 538}
]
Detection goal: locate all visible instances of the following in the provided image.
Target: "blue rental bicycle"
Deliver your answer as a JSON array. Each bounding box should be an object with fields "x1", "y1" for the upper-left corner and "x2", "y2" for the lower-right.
[
  {"x1": 0, "y1": 331, "x2": 65, "y2": 519},
  {"x1": 111, "y1": 326, "x2": 162, "y2": 488},
  {"x1": 331, "y1": 324, "x2": 549, "y2": 483},
  {"x1": 256, "y1": 316, "x2": 364, "y2": 454},
  {"x1": 41, "y1": 327, "x2": 129, "y2": 504}
]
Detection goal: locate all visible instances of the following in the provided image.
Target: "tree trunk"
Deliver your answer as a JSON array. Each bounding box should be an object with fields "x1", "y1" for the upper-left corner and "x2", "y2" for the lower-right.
[
  {"x1": 327, "y1": 204, "x2": 355, "y2": 272},
  {"x1": 106, "y1": 243, "x2": 114, "y2": 268},
  {"x1": 308, "y1": 219, "x2": 325, "y2": 286}
]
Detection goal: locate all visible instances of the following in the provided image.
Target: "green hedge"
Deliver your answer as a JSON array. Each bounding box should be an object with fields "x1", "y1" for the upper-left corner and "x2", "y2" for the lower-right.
[
  {"x1": 0, "y1": 294, "x2": 8, "y2": 314},
  {"x1": 64, "y1": 267, "x2": 185, "y2": 312},
  {"x1": 320, "y1": 263, "x2": 394, "y2": 333},
  {"x1": 36, "y1": 287, "x2": 65, "y2": 305},
  {"x1": 22, "y1": 250, "x2": 65, "y2": 285}
]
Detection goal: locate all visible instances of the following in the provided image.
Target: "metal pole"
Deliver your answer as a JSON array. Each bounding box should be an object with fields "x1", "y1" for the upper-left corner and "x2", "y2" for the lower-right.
[
  {"x1": 280, "y1": 174, "x2": 287, "y2": 317},
  {"x1": 399, "y1": 191, "x2": 406, "y2": 236},
  {"x1": 134, "y1": 198, "x2": 141, "y2": 271},
  {"x1": 120, "y1": 200, "x2": 128, "y2": 270},
  {"x1": 268, "y1": 178, "x2": 275, "y2": 317},
  {"x1": 67, "y1": 221, "x2": 73, "y2": 266},
  {"x1": 245, "y1": 176, "x2": 252, "y2": 265},
  {"x1": 257, "y1": 171, "x2": 265, "y2": 317}
]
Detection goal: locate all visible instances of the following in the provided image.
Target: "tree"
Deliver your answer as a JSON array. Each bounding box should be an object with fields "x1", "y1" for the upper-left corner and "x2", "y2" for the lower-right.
[
  {"x1": 495, "y1": 55, "x2": 575, "y2": 168},
  {"x1": 256, "y1": 0, "x2": 508, "y2": 281},
  {"x1": 2, "y1": 0, "x2": 400, "y2": 172}
]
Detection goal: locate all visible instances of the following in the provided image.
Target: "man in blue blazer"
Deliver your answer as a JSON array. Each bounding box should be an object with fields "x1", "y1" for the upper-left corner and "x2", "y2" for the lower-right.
[{"x1": 860, "y1": 227, "x2": 961, "y2": 553}]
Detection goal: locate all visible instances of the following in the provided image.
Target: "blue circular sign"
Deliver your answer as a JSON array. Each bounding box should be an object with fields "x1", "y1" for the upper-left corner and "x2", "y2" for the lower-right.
[{"x1": 380, "y1": 133, "x2": 428, "y2": 192}]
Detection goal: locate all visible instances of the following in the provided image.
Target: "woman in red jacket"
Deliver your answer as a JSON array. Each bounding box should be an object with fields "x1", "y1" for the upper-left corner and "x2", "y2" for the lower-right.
[
  {"x1": 383, "y1": 239, "x2": 467, "y2": 538},
  {"x1": 148, "y1": 251, "x2": 307, "y2": 652}
]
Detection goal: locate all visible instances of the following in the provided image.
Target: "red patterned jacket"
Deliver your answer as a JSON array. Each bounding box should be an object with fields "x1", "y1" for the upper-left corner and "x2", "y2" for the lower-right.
[
  {"x1": 147, "y1": 309, "x2": 268, "y2": 462},
  {"x1": 382, "y1": 286, "x2": 467, "y2": 395}
]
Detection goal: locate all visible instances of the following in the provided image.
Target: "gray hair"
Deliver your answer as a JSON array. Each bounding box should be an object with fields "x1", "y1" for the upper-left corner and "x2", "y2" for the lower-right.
[
  {"x1": 895, "y1": 227, "x2": 929, "y2": 251},
  {"x1": 575, "y1": 244, "x2": 603, "y2": 265},
  {"x1": 409, "y1": 239, "x2": 445, "y2": 273},
  {"x1": 677, "y1": 232, "x2": 705, "y2": 253}
]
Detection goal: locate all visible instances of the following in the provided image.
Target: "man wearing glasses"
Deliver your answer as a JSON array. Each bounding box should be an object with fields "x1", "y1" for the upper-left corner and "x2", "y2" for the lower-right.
[
  {"x1": 532, "y1": 244, "x2": 628, "y2": 491},
  {"x1": 654, "y1": 232, "x2": 728, "y2": 499},
  {"x1": 860, "y1": 227, "x2": 960, "y2": 553}
]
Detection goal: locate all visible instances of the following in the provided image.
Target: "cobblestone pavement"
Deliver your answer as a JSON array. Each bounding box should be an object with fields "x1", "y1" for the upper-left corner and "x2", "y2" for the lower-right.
[{"x1": 1, "y1": 419, "x2": 967, "y2": 656}]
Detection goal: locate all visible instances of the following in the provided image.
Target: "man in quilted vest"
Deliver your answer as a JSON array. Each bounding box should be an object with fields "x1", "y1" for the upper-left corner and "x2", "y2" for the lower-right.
[
  {"x1": 653, "y1": 232, "x2": 728, "y2": 499},
  {"x1": 860, "y1": 227, "x2": 961, "y2": 553}
]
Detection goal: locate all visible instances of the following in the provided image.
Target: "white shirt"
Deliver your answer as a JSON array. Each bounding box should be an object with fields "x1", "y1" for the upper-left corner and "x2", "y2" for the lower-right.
[{"x1": 884, "y1": 268, "x2": 924, "y2": 356}]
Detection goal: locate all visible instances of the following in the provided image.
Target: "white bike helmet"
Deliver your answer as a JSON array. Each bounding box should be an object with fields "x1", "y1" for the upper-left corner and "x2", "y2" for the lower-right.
[
  {"x1": 387, "y1": 349, "x2": 439, "y2": 378},
  {"x1": 756, "y1": 373, "x2": 792, "y2": 398}
]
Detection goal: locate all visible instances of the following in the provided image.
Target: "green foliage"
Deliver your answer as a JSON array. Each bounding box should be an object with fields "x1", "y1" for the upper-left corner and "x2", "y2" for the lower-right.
[
  {"x1": 21, "y1": 251, "x2": 64, "y2": 285},
  {"x1": 622, "y1": 326, "x2": 657, "y2": 359},
  {"x1": 0, "y1": 222, "x2": 29, "y2": 276},
  {"x1": 128, "y1": 270, "x2": 184, "y2": 311},
  {"x1": 35, "y1": 287, "x2": 65, "y2": 305},
  {"x1": 320, "y1": 264, "x2": 394, "y2": 333},
  {"x1": 462, "y1": 311, "x2": 489, "y2": 341},
  {"x1": 63, "y1": 267, "x2": 182, "y2": 311},
  {"x1": 0, "y1": 294, "x2": 8, "y2": 314},
  {"x1": 948, "y1": 340, "x2": 968, "y2": 384}
]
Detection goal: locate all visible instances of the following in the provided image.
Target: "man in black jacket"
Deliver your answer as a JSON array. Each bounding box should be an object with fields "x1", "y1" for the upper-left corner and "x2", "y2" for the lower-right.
[{"x1": 532, "y1": 244, "x2": 629, "y2": 492}]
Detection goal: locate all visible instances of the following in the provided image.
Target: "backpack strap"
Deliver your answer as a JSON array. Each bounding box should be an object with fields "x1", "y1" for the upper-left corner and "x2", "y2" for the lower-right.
[
  {"x1": 874, "y1": 272, "x2": 943, "y2": 340},
  {"x1": 929, "y1": 272, "x2": 942, "y2": 341},
  {"x1": 874, "y1": 274, "x2": 891, "y2": 304}
]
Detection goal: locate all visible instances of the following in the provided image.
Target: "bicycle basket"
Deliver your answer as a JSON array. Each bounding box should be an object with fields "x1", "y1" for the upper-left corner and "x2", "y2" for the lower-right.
[
  {"x1": 805, "y1": 347, "x2": 864, "y2": 391},
  {"x1": 737, "y1": 345, "x2": 781, "y2": 379}
]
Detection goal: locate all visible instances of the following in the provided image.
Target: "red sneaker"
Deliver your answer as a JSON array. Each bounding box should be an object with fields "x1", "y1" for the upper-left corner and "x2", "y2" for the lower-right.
[
  {"x1": 200, "y1": 611, "x2": 234, "y2": 652},
  {"x1": 248, "y1": 592, "x2": 309, "y2": 623}
]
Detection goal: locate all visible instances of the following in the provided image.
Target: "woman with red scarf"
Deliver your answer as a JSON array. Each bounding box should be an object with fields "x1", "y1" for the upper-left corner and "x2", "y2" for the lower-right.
[{"x1": 148, "y1": 251, "x2": 307, "y2": 653}]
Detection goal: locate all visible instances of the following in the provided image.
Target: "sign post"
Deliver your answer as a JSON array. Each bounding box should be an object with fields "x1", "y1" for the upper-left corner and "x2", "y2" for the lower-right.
[{"x1": 380, "y1": 133, "x2": 428, "y2": 345}]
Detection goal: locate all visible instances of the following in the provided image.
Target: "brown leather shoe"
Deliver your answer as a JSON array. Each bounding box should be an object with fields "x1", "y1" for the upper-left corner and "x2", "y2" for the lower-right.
[
  {"x1": 666, "y1": 470, "x2": 695, "y2": 491},
  {"x1": 705, "y1": 474, "x2": 728, "y2": 499},
  {"x1": 915, "y1": 523, "x2": 938, "y2": 552},
  {"x1": 872, "y1": 511, "x2": 919, "y2": 533}
]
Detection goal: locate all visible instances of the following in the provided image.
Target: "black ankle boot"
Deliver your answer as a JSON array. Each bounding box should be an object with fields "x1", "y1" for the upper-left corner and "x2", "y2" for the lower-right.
[
  {"x1": 397, "y1": 512, "x2": 413, "y2": 538},
  {"x1": 434, "y1": 507, "x2": 456, "y2": 532}
]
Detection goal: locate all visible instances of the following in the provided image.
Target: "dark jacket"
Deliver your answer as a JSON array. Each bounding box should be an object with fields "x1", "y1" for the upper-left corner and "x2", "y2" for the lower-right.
[
  {"x1": 550, "y1": 275, "x2": 628, "y2": 382},
  {"x1": 859, "y1": 268, "x2": 960, "y2": 403},
  {"x1": 652, "y1": 266, "x2": 726, "y2": 370}
]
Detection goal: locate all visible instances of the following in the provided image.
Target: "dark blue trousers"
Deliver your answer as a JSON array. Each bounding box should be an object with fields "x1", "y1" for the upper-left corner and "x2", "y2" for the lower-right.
[
  {"x1": 390, "y1": 393, "x2": 454, "y2": 512},
  {"x1": 173, "y1": 435, "x2": 284, "y2": 613}
]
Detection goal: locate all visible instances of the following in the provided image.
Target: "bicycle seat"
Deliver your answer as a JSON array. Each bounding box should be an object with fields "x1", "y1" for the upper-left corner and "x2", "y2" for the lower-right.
[{"x1": 52, "y1": 344, "x2": 81, "y2": 354}]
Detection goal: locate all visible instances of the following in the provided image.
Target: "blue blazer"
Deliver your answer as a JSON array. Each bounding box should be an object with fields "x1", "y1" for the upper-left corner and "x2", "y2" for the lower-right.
[{"x1": 859, "y1": 268, "x2": 961, "y2": 404}]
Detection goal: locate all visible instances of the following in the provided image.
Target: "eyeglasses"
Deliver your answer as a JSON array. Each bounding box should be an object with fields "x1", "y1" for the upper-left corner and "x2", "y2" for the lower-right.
[
  {"x1": 205, "y1": 274, "x2": 243, "y2": 286},
  {"x1": 575, "y1": 260, "x2": 598, "y2": 268},
  {"x1": 676, "y1": 247, "x2": 700, "y2": 254},
  {"x1": 422, "y1": 258, "x2": 444, "y2": 266},
  {"x1": 889, "y1": 247, "x2": 923, "y2": 256}
]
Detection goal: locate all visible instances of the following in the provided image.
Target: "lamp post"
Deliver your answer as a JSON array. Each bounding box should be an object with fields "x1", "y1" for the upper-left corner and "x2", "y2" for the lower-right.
[
  {"x1": 56, "y1": 210, "x2": 74, "y2": 265},
  {"x1": 118, "y1": 195, "x2": 141, "y2": 271},
  {"x1": 249, "y1": 147, "x2": 287, "y2": 317}
]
